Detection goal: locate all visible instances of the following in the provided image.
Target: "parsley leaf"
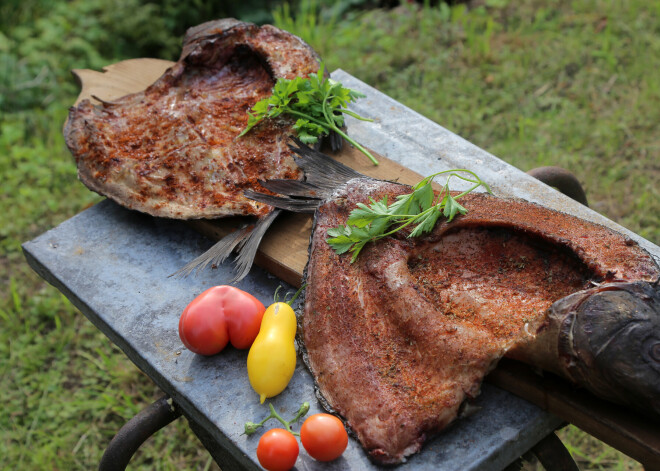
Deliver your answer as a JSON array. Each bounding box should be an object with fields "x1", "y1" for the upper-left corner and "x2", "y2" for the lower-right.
[
  {"x1": 239, "y1": 63, "x2": 378, "y2": 165},
  {"x1": 326, "y1": 170, "x2": 491, "y2": 261},
  {"x1": 442, "y1": 193, "x2": 468, "y2": 222}
]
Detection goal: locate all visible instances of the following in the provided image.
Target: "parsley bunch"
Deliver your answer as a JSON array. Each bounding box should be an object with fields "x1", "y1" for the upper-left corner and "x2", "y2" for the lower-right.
[
  {"x1": 238, "y1": 64, "x2": 379, "y2": 165},
  {"x1": 326, "y1": 170, "x2": 491, "y2": 262}
]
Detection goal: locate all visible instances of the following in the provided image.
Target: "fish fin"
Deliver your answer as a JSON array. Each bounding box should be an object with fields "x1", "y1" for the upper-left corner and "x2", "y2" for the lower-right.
[
  {"x1": 170, "y1": 210, "x2": 280, "y2": 281},
  {"x1": 91, "y1": 95, "x2": 121, "y2": 106},
  {"x1": 327, "y1": 129, "x2": 344, "y2": 153},
  {"x1": 169, "y1": 224, "x2": 252, "y2": 278},
  {"x1": 171, "y1": 138, "x2": 358, "y2": 279},
  {"x1": 229, "y1": 209, "x2": 281, "y2": 283},
  {"x1": 244, "y1": 190, "x2": 321, "y2": 213},
  {"x1": 261, "y1": 179, "x2": 323, "y2": 198},
  {"x1": 289, "y1": 137, "x2": 364, "y2": 193},
  {"x1": 244, "y1": 139, "x2": 367, "y2": 213}
]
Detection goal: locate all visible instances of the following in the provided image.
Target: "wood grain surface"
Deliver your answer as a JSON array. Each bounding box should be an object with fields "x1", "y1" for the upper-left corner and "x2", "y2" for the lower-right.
[
  {"x1": 71, "y1": 59, "x2": 660, "y2": 468},
  {"x1": 71, "y1": 58, "x2": 175, "y2": 105}
]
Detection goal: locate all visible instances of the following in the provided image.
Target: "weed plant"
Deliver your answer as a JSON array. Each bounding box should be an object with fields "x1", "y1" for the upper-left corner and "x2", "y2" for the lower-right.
[{"x1": 2, "y1": 0, "x2": 656, "y2": 469}]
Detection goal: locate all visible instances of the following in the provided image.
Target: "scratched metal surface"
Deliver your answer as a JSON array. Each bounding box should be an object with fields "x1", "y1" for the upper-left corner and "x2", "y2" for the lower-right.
[
  {"x1": 19, "y1": 70, "x2": 588, "y2": 470},
  {"x1": 23, "y1": 201, "x2": 562, "y2": 470}
]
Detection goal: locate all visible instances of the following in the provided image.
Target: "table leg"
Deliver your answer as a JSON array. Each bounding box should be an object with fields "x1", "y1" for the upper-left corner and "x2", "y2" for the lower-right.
[
  {"x1": 531, "y1": 432, "x2": 580, "y2": 471},
  {"x1": 506, "y1": 430, "x2": 580, "y2": 471},
  {"x1": 98, "y1": 394, "x2": 182, "y2": 471}
]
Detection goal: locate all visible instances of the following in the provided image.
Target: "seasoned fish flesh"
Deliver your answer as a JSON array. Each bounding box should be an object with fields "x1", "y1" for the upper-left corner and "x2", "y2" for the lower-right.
[
  {"x1": 64, "y1": 19, "x2": 321, "y2": 219},
  {"x1": 247, "y1": 141, "x2": 660, "y2": 464}
]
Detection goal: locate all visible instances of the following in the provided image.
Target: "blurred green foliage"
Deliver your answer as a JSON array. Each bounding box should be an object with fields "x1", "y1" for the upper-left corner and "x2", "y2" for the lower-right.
[{"x1": 0, "y1": 0, "x2": 287, "y2": 113}]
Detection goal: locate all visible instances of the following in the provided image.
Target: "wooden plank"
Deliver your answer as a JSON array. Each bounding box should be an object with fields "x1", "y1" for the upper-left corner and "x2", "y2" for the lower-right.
[
  {"x1": 487, "y1": 360, "x2": 660, "y2": 468},
  {"x1": 70, "y1": 58, "x2": 174, "y2": 106}
]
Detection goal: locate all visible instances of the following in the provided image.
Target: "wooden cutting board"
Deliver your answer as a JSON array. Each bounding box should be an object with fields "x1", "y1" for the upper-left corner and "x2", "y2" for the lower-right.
[{"x1": 70, "y1": 59, "x2": 660, "y2": 467}]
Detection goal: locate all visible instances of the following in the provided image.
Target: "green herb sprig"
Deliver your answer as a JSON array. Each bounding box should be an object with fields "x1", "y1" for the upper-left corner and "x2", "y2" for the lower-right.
[
  {"x1": 326, "y1": 170, "x2": 491, "y2": 262},
  {"x1": 238, "y1": 63, "x2": 379, "y2": 165}
]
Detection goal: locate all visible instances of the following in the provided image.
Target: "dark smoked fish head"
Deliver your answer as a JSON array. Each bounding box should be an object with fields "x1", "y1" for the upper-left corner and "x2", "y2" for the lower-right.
[{"x1": 553, "y1": 280, "x2": 660, "y2": 416}]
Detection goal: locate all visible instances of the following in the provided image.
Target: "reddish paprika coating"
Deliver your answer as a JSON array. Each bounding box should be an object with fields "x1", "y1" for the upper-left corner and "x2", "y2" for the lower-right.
[{"x1": 65, "y1": 20, "x2": 321, "y2": 219}]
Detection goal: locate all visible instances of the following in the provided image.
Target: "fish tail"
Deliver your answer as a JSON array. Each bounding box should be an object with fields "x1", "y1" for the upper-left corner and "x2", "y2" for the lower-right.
[
  {"x1": 243, "y1": 189, "x2": 321, "y2": 213},
  {"x1": 174, "y1": 139, "x2": 363, "y2": 279},
  {"x1": 169, "y1": 209, "x2": 281, "y2": 282},
  {"x1": 230, "y1": 209, "x2": 281, "y2": 283},
  {"x1": 288, "y1": 137, "x2": 364, "y2": 192},
  {"x1": 244, "y1": 137, "x2": 365, "y2": 212}
]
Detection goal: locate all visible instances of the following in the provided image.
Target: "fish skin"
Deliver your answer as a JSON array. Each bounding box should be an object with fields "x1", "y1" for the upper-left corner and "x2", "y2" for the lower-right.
[
  {"x1": 510, "y1": 280, "x2": 660, "y2": 416},
  {"x1": 248, "y1": 142, "x2": 660, "y2": 464},
  {"x1": 64, "y1": 19, "x2": 321, "y2": 220}
]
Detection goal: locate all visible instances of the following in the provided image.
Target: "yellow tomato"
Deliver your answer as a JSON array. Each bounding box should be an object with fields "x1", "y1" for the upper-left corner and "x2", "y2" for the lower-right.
[{"x1": 247, "y1": 302, "x2": 297, "y2": 403}]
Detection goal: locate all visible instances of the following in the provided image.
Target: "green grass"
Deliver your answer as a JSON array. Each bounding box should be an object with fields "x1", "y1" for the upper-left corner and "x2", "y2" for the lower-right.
[
  {"x1": 2, "y1": 0, "x2": 657, "y2": 469},
  {"x1": 279, "y1": 0, "x2": 659, "y2": 246}
]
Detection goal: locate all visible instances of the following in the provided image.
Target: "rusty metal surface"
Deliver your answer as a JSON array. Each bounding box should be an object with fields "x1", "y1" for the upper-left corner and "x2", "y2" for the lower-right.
[{"x1": 21, "y1": 70, "x2": 631, "y2": 470}]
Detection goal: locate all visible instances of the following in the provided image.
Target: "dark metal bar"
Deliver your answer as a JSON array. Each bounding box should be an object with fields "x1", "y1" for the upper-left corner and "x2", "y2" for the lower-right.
[
  {"x1": 98, "y1": 395, "x2": 182, "y2": 471},
  {"x1": 527, "y1": 166, "x2": 589, "y2": 206},
  {"x1": 532, "y1": 432, "x2": 580, "y2": 471}
]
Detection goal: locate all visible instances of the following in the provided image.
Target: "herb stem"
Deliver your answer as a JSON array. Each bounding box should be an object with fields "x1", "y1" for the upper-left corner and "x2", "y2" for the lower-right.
[
  {"x1": 454, "y1": 183, "x2": 483, "y2": 199},
  {"x1": 284, "y1": 109, "x2": 330, "y2": 128},
  {"x1": 379, "y1": 207, "x2": 437, "y2": 237},
  {"x1": 326, "y1": 169, "x2": 491, "y2": 261},
  {"x1": 330, "y1": 125, "x2": 380, "y2": 165},
  {"x1": 321, "y1": 96, "x2": 379, "y2": 165},
  {"x1": 339, "y1": 108, "x2": 375, "y2": 122}
]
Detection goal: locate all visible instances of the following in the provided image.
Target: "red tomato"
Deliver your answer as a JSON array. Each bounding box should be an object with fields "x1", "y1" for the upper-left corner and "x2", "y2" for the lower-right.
[
  {"x1": 178, "y1": 285, "x2": 265, "y2": 355},
  {"x1": 300, "y1": 413, "x2": 348, "y2": 462},
  {"x1": 256, "y1": 428, "x2": 299, "y2": 471}
]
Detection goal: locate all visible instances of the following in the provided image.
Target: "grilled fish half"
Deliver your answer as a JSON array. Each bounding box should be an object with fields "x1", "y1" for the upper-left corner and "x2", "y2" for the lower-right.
[
  {"x1": 65, "y1": 19, "x2": 327, "y2": 280},
  {"x1": 65, "y1": 18, "x2": 321, "y2": 220},
  {"x1": 248, "y1": 141, "x2": 660, "y2": 464}
]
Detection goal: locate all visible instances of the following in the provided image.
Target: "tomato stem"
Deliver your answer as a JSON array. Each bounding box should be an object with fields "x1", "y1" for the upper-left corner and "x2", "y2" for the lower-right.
[
  {"x1": 285, "y1": 284, "x2": 306, "y2": 306},
  {"x1": 273, "y1": 284, "x2": 307, "y2": 305},
  {"x1": 244, "y1": 402, "x2": 310, "y2": 436}
]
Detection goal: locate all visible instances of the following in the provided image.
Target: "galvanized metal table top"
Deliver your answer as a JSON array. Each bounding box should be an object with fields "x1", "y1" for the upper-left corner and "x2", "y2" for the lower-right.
[{"x1": 26, "y1": 69, "x2": 660, "y2": 470}]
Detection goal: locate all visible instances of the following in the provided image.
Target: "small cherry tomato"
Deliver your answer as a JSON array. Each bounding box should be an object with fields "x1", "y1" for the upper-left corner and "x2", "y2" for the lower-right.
[
  {"x1": 178, "y1": 285, "x2": 265, "y2": 355},
  {"x1": 256, "y1": 428, "x2": 299, "y2": 471},
  {"x1": 300, "y1": 413, "x2": 348, "y2": 462}
]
